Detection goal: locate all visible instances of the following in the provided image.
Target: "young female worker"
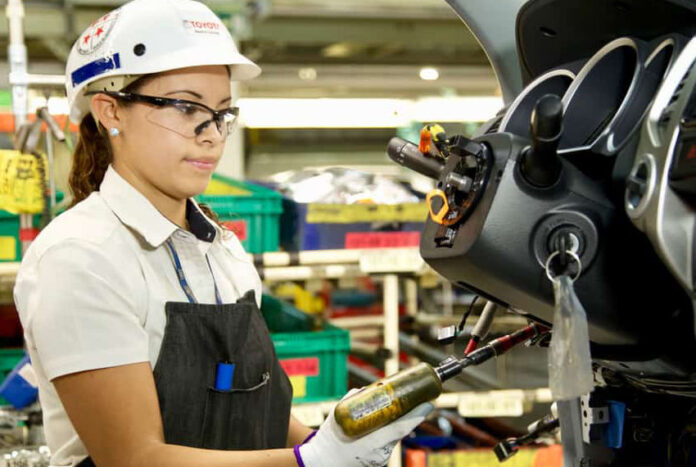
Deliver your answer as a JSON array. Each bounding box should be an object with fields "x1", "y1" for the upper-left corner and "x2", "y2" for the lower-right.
[{"x1": 13, "y1": 0, "x2": 431, "y2": 466}]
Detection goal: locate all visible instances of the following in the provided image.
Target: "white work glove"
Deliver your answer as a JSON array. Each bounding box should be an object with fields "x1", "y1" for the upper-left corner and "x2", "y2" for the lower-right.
[{"x1": 295, "y1": 389, "x2": 433, "y2": 467}]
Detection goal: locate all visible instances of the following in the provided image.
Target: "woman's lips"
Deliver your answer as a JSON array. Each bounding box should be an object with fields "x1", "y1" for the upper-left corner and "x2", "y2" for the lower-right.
[{"x1": 185, "y1": 159, "x2": 216, "y2": 171}]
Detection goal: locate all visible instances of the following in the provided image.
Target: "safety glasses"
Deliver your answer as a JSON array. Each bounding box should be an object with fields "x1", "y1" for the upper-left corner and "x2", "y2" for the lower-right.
[{"x1": 86, "y1": 90, "x2": 240, "y2": 138}]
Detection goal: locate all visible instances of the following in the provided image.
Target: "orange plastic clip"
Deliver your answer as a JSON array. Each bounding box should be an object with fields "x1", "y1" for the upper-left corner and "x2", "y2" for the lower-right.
[
  {"x1": 419, "y1": 127, "x2": 432, "y2": 154},
  {"x1": 427, "y1": 189, "x2": 466, "y2": 226},
  {"x1": 426, "y1": 189, "x2": 450, "y2": 224}
]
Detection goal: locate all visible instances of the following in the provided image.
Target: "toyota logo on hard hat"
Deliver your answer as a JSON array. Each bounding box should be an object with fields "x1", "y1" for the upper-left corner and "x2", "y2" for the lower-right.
[{"x1": 182, "y1": 19, "x2": 221, "y2": 35}]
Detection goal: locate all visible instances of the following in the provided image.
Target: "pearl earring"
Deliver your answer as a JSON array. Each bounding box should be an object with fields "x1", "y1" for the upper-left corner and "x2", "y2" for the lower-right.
[{"x1": 109, "y1": 128, "x2": 120, "y2": 137}]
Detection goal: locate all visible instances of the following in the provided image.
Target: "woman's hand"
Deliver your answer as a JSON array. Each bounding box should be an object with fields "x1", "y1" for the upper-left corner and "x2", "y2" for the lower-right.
[{"x1": 295, "y1": 390, "x2": 432, "y2": 467}]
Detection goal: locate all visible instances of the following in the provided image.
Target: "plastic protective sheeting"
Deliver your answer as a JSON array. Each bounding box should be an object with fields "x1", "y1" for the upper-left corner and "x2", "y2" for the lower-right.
[
  {"x1": 548, "y1": 275, "x2": 594, "y2": 400},
  {"x1": 278, "y1": 168, "x2": 421, "y2": 205}
]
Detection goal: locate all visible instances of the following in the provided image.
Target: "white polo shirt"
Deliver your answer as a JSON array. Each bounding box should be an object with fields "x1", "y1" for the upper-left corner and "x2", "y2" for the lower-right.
[{"x1": 13, "y1": 165, "x2": 263, "y2": 467}]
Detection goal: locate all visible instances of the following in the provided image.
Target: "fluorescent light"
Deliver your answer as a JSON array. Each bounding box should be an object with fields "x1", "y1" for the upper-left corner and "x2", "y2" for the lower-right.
[
  {"x1": 47, "y1": 97, "x2": 70, "y2": 116},
  {"x1": 29, "y1": 96, "x2": 47, "y2": 112},
  {"x1": 419, "y1": 67, "x2": 439, "y2": 81},
  {"x1": 27, "y1": 95, "x2": 70, "y2": 115},
  {"x1": 414, "y1": 97, "x2": 503, "y2": 123},
  {"x1": 19, "y1": 95, "x2": 505, "y2": 129},
  {"x1": 298, "y1": 67, "x2": 318, "y2": 81},
  {"x1": 322, "y1": 42, "x2": 354, "y2": 58},
  {"x1": 237, "y1": 98, "x2": 412, "y2": 128},
  {"x1": 238, "y1": 97, "x2": 503, "y2": 128}
]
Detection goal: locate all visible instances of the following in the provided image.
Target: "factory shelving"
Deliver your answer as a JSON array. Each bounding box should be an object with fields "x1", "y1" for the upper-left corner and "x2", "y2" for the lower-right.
[
  {"x1": 290, "y1": 387, "x2": 554, "y2": 427},
  {"x1": 1, "y1": 248, "x2": 549, "y2": 467}
]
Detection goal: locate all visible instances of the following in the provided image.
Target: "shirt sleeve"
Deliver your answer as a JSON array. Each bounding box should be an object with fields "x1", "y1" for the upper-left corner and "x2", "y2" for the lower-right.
[{"x1": 17, "y1": 240, "x2": 149, "y2": 381}]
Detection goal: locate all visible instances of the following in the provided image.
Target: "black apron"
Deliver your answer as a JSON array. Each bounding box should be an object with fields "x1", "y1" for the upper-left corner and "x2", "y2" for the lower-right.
[{"x1": 77, "y1": 237, "x2": 293, "y2": 466}]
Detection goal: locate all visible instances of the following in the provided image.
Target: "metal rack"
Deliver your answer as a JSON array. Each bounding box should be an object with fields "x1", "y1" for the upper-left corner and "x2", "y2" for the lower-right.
[
  {"x1": 291, "y1": 387, "x2": 554, "y2": 427},
  {"x1": 0, "y1": 247, "x2": 435, "y2": 391},
  {"x1": 0, "y1": 246, "x2": 551, "y2": 466},
  {"x1": 6, "y1": 0, "x2": 68, "y2": 258},
  {"x1": 252, "y1": 248, "x2": 550, "y2": 467}
]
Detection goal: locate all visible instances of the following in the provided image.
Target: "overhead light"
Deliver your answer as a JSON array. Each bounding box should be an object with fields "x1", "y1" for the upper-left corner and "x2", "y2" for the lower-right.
[
  {"x1": 28, "y1": 95, "x2": 70, "y2": 115},
  {"x1": 18, "y1": 95, "x2": 505, "y2": 129},
  {"x1": 29, "y1": 96, "x2": 47, "y2": 111},
  {"x1": 419, "y1": 67, "x2": 440, "y2": 81},
  {"x1": 414, "y1": 97, "x2": 503, "y2": 123},
  {"x1": 47, "y1": 97, "x2": 70, "y2": 116},
  {"x1": 298, "y1": 68, "x2": 318, "y2": 81},
  {"x1": 238, "y1": 96, "x2": 503, "y2": 128},
  {"x1": 322, "y1": 42, "x2": 356, "y2": 58},
  {"x1": 238, "y1": 98, "x2": 411, "y2": 128}
]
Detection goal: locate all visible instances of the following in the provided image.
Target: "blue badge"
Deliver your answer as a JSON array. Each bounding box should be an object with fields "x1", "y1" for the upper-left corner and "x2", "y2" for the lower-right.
[{"x1": 71, "y1": 53, "x2": 121, "y2": 87}]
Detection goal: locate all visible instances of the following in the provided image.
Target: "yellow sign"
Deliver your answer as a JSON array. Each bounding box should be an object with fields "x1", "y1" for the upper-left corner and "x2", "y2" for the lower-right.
[
  {"x1": 0, "y1": 149, "x2": 47, "y2": 214},
  {"x1": 289, "y1": 375, "x2": 307, "y2": 398},
  {"x1": 204, "y1": 178, "x2": 251, "y2": 196},
  {"x1": 306, "y1": 203, "x2": 428, "y2": 224},
  {"x1": 0, "y1": 237, "x2": 17, "y2": 261},
  {"x1": 427, "y1": 449, "x2": 537, "y2": 467},
  {"x1": 457, "y1": 390, "x2": 525, "y2": 418},
  {"x1": 359, "y1": 249, "x2": 425, "y2": 274}
]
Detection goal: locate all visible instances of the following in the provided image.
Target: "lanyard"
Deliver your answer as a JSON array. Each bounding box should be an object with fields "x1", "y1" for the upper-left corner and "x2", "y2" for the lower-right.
[{"x1": 165, "y1": 238, "x2": 223, "y2": 305}]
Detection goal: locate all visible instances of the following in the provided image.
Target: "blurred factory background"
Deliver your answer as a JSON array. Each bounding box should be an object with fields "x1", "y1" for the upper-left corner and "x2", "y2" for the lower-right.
[
  {"x1": 0, "y1": 0, "x2": 502, "y2": 182},
  {"x1": 0, "y1": 2, "x2": 561, "y2": 467}
]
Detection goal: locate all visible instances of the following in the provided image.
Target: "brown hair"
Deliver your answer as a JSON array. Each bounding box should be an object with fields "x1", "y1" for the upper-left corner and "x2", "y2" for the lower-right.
[
  {"x1": 68, "y1": 76, "x2": 149, "y2": 207},
  {"x1": 68, "y1": 113, "x2": 112, "y2": 206},
  {"x1": 67, "y1": 76, "x2": 220, "y2": 223}
]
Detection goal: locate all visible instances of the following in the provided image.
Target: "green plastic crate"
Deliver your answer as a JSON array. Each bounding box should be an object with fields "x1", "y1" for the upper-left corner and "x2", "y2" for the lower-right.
[
  {"x1": 262, "y1": 294, "x2": 349, "y2": 403},
  {"x1": 261, "y1": 294, "x2": 316, "y2": 333},
  {"x1": 0, "y1": 348, "x2": 26, "y2": 405},
  {"x1": 0, "y1": 90, "x2": 11, "y2": 109},
  {"x1": 272, "y1": 326, "x2": 349, "y2": 403},
  {"x1": 0, "y1": 211, "x2": 21, "y2": 262},
  {"x1": 0, "y1": 191, "x2": 65, "y2": 262},
  {"x1": 196, "y1": 174, "x2": 282, "y2": 254}
]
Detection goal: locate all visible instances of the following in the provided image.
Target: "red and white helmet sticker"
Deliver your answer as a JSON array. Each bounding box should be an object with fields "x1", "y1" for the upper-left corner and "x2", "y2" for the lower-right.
[
  {"x1": 182, "y1": 19, "x2": 222, "y2": 35},
  {"x1": 77, "y1": 10, "x2": 121, "y2": 55}
]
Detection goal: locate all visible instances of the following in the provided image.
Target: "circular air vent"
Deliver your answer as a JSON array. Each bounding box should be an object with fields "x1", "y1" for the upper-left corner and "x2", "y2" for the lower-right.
[{"x1": 625, "y1": 154, "x2": 656, "y2": 217}]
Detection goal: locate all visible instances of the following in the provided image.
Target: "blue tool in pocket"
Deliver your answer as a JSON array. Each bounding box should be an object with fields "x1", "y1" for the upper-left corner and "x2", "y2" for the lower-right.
[{"x1": 215, "y1": 362, "x2": 235, "y2": 391}]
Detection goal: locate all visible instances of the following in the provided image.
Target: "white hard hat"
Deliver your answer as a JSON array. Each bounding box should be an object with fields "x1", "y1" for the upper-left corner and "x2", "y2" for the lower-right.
[{"x1": 66, "y1": 0, "x2": 261, "y2": 124}]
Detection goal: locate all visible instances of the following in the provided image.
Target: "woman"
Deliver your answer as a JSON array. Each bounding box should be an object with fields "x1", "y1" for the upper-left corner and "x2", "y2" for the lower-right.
[{"x1": 13, "y1": 0, "x2": 430, "y2": 466}]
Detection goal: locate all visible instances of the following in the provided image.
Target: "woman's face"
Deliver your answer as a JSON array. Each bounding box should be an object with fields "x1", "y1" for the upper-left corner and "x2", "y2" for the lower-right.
[{"x1": 113, "y1": 65, "x2": 232, "y2": 200}]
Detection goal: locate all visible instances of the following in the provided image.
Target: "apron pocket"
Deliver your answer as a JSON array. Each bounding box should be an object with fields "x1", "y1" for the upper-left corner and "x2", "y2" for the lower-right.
[{"x1": 199, "y1": 371, "x2": 271, "y2": 450}]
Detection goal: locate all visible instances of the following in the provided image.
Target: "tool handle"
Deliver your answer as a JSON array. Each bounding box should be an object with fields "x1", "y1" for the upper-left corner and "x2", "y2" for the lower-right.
[
  {"x1": 489, "y1": 323, "x2": 544, "y2": 354},
  {"x1": 334, "y1": 363, "x2": 442, "y2": 437},
  {"x1": 518, "y1": 416, "x2": 559, "y2": 445},
  {"x1": 387, "y1": 137, "x2": 445, "y2": 180},
  {"x1": 465, "y1": 323, "x2": 547, "y2": 365}
]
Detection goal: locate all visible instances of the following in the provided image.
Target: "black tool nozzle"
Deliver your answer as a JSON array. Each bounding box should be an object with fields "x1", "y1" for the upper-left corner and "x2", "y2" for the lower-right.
[
  {"x1": 387, "y1": 137, "x2": 445, "y2": 180},
  {"x1": 494, "y1": 439, "x2": 519, "y2": 461},
  {"x1": 435, "y1": 356, "x2": 468, "y2": 382},
  {"x1": 521, "y1": 94, "x2": 563, "y2": 188},
  {"x1": 494, "y1": 415, "x2": 559, "y2": 461}
]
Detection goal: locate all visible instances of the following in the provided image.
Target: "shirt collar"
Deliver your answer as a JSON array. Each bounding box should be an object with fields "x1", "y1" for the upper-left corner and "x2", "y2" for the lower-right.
[
  {"x1": 187, "y1": 198, "x2": 221, "y2": 243},
  {"x1": 100, "y1": 165, "x2": 219, "y2": 248}
]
